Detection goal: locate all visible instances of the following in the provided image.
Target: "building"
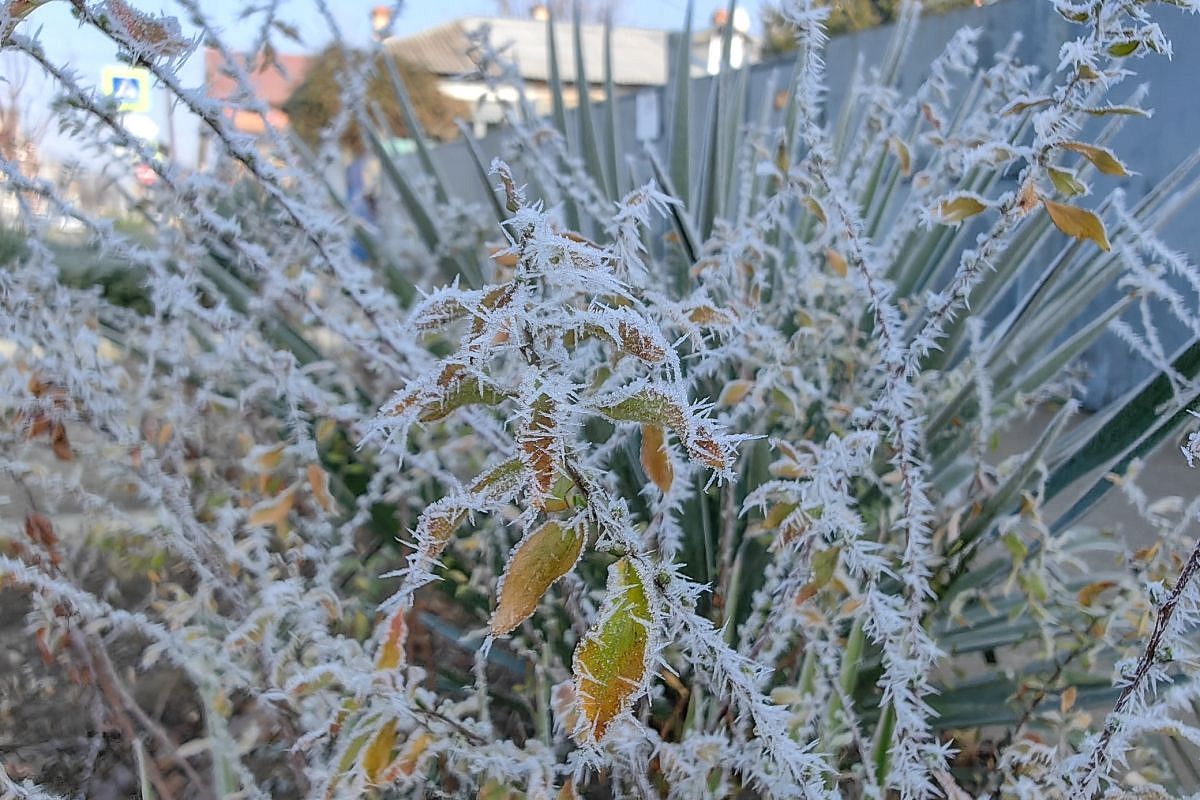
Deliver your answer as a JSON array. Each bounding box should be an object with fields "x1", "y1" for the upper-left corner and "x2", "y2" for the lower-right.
[
  {"x1": 203, "y1": 49, "x2": 313, "y2": 137},
  {"x1": 383, "y1": 9, "x2": 757, "y2": 137}
]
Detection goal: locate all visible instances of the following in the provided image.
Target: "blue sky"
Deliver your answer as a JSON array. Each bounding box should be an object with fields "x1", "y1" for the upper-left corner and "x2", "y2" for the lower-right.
[{"x1": 10, "y1": 1, "x2": 762, "y2": 164}]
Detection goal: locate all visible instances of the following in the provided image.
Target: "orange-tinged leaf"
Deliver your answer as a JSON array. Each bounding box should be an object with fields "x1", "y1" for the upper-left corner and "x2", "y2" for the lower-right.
[
  {"x1": 250, "y1": 443, "x2": 285, "y2": 473},
  {"x1": 616, "y1": 320, "x2": 667, "y2": 363},
  {"x1": 489, "y1": 246, "x2": 520, "y2": 268},
  {"x1": 573, "y1": 558, "x2": 652, "y2": 741},
  {"x1": 381, "y1": 731, "x2": 432, "y2": 781},
  {"x1": 418, "y1": 507, "x2": 468, "y2": 559},
  {"x1": 520, "y1": 393, "x2": 560, "y2": 507},
  {"x1": 375, "y1": 609, "x2": 407, "y2": 671},
  {"x1": 1060, "y1": 141, "x2": 1129, "y2": 176},
  {"x1": 249, "y1": 488, "x2": 295, "y2": 529},
  {"x1": 1044, "y1": 199, "x2": 1111, "y2": 251},
  {"x1": 491, "y1": 521, "x2": 585, "y2": 635},
  {"x1": 686, "y1": 304, "x2": 734, "y2": 327},
  {"x1": 307, "y1": 464, "x2": 335, "y2": 512},
  {"x1": 937, "y1": 194, "x2": 988, "y2": 224},
  {"x1": 156, "y1": 422, "x2": 173, "y2": 447},
  {"x1": 1077, "y1": 580, "x2": 1117, "y2": 607},
  {"x1": 361, "y1": 719, "x2": 397, "y2": 784},
  {"x1": 640, "y1": 425, "x2": 674, "y2": 494}
]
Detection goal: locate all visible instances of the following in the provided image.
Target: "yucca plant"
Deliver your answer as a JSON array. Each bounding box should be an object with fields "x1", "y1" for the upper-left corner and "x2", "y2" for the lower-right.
[{"x1": 3, "y1": 0, "x2": 1200, "y2": 798}]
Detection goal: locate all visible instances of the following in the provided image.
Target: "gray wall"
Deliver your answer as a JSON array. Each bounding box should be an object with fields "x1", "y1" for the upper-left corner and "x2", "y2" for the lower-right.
[{"x1": 411, "y1": 0, "x2": 1200, "y2": 406}]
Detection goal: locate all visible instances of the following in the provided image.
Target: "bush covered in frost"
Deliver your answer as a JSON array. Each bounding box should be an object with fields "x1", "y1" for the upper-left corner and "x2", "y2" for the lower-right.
[{"x1": 4, "y1": 0, "x2": 1200, "y2": 797}]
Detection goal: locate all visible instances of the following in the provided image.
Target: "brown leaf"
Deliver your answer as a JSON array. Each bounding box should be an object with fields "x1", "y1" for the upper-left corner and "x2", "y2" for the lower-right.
[
  {"x1": 491, "y1": 521, "x2": 585, "y2": 635},
  {"x1": 1044, "y1": 199, "x2": 1111, "y2": 251},
  {"x1": 50, "y1": 422, "x2": 72, "y2": 461},
  {"x1": 520, "y1": 393, "x2": 560, "y2": 508},
  {"x1": 640, "y1": 425, "x2": 674, "y2": 494}
]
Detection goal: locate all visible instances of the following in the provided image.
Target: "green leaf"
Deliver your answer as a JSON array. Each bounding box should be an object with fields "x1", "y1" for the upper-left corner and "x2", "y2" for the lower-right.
[
  {"x1": 1047, "y1": 167, "x2": 1086, "y2": 198},
  {"x1": 667, "y1": 1, "x2": 695, "y2": 202},
  {"x1": 1107, "y1": 40, "x2": 1140, "y2": 57},
  {"x1": 573, "y1": 558, "x2": 653, "y2": 740},
  {"x1": 573, "y1": 3, "x2": 610, "y2": 200}
]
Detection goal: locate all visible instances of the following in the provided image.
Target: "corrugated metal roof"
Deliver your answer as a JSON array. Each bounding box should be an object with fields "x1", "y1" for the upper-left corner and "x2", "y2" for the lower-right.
[{"x1": 385, "y1": 17, "x2": 670, "y2": 87}]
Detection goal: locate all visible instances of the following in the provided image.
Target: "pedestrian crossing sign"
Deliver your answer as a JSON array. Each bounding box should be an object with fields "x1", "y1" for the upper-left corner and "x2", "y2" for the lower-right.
[{"x1": 101, "y1": 65, "x2": 152, "y2": 113}]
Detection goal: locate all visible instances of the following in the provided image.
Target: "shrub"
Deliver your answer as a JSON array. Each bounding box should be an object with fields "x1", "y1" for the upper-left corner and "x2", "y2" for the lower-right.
[{"x1": 3, "y1": 0, "x2": 1200, "y2": 798}]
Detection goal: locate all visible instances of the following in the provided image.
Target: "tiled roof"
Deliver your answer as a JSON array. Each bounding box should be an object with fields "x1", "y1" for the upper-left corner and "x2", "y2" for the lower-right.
[{"x1": 385, "y1": 17, "x2": 670, "y2": 87}]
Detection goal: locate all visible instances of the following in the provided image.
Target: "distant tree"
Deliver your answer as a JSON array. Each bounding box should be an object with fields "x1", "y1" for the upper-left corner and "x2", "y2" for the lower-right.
[
  {"x1": 760, "y1": 0, "x2": 893, "y2": 55},
  {"x1": 494, "y1": 0, "x2": 623, "y2": 23},
  {"x1": 760, "y1": 0, "x2": 984, "y2": 56},
  {"x1": 283, "y1": 47, "x2": 465, "y2": 153}
]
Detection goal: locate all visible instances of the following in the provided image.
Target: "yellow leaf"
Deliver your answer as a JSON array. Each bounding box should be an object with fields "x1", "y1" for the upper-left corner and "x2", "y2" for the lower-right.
[
  {"x1": 375, "y1": 609, "x2": 407, "y2": 671},
  {"x1": 825, "y1": 248, "x2": 848, "y2": 278},
  {"x1": 249, "y1": 443, "x2": 285, "y2": 473},
  {"x1": 307, "y1": 464, "x2": 335, "y2": 512},
  {"x1": 1060, "y1": 141, "x2": 1129, "y2": 176},
  {"x1": 491, "y1": 521, "x2": 585, "y2": 635},
  {"x1": 573, "y1": 558, "x2": 652, "y2": 741},
  {"x1": 888, "y1": 135, "x2": 912, "y2": 176},
  {"x1": 718, "y1": 379, "x2": 753, "y2": 408},
  {"x1": 640, "y1": 424, "x2": 674, "y2": 494},
  {"x1": 937, "y1": 194, "x2": 988, "y2": 224},
  {"x1": 801, "y1": 196, "x2": 827, "y2": 226},
  {"x1": 361, "y1": 719, "x2": 397, "y2": 785},
  {"x1": 1044, "y1": 199, "x2": 1111, "y2": 251},
  {"x1": 1061, "y1": 685, "x2": 1077, "y2": 713}
]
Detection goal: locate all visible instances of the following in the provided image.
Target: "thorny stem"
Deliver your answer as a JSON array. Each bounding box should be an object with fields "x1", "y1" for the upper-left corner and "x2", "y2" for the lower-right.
[{"x1": 1078, "y1": 533, "x2": 1200, "y2": 793}]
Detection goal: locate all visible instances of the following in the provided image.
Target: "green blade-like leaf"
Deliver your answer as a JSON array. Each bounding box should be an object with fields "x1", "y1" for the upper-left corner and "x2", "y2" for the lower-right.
[
  {"x1": 667, "y1": 0, "x2": 695, "y2": 203},
  {"x1": 573, "y1": 3, "x2": 610, "y2": 200},
  {"x1": 1046, "y1": 338, "x2": 1200, "y2": 518}
]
